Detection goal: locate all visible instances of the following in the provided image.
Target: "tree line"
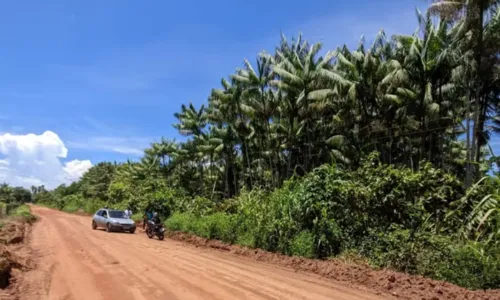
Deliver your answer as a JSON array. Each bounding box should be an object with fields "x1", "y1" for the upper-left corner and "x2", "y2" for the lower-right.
[
  {"x1": 112, "y1": 1, "x2": 499, "y2": 200},
  {"x1": 32, "y1": 0, "x2": 500, "y2": 209}
]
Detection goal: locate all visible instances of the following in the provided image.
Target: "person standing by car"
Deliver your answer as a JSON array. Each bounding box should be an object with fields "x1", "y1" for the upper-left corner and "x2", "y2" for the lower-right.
[
  {"x1": 124, "y1": 207, "x2": 133, "y2": 218},
  {"x1": 143, "y1": 209, "x2": 153, "y2": 230}
]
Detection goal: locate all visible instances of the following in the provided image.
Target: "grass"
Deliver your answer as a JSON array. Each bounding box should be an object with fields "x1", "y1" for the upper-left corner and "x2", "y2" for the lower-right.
[
  {"x1": 164, "y1": 212, "x2": 236, "y2": 243},
  {"x1": 9, "y1": 204, "x2": 37, "y2": 223}
]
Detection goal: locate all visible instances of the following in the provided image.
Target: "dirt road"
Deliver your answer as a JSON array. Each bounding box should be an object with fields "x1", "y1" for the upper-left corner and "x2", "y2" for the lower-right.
[{"x1": 19, "y1": 206, "x2": 391, "y2": 300}]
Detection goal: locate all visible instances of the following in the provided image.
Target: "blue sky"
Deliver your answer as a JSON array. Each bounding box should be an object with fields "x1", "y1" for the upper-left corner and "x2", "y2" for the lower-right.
[{"x1": 4, "y1": 0, "x2": 484, "y2": 187}]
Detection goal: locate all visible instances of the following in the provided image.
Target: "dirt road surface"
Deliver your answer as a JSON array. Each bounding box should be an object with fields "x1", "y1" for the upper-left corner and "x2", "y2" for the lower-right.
[{"x1": 19, "y1": 206, "x2": 392, "y2": 300}]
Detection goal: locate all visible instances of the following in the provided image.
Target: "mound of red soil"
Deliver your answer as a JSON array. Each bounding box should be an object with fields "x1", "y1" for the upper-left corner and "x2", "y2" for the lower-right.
[
  {"x1": 166, "y1": 231, "x2": 500, "y2": 300},
  {"x1": 0, "y1": 245, "x2": 30, "y2": 289},
  {"x1": 0, "y1": 219, "x2": 34, "y2": 300},
  {"x1": 0, "y1": 221, "x2": 26, "y2": 245}
]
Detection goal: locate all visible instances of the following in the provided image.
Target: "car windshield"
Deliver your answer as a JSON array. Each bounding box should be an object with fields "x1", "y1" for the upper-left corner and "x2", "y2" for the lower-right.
[{"x1": 108, "y1": 210, "x2": 126, "y2": 218}]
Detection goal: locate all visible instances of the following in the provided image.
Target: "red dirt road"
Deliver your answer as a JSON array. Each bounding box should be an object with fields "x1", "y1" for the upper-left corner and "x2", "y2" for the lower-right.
[{"x1": 17, "y1": 206, "x2": 392, "y2": 300}]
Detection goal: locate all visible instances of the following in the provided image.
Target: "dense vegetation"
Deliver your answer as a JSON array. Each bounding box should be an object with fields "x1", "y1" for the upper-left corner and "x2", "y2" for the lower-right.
[
  {"x1": 31, "y1": 1, "x2": 500, "y2": 290},
  {"x1": 0, "y1": 184, "x2": 35, "y2": 228},
  {"x1": 0, "y1": 184, "x2": 32, "y2": 216}
]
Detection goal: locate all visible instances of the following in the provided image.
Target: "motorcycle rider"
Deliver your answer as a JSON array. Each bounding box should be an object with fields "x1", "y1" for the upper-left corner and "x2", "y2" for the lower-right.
[
  {"x1": 146, "y1": 212, "x2": 165, "y2": 240},
  {"x1": 151, "y1": 212, "x2": 161, "y2": 225},
  {"x1": 147, "y1": 212, "x2": 161, "y2": 232}
]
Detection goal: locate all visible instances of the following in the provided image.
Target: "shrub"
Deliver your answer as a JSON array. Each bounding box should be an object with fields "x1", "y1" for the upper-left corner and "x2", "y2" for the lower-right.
[
  {"x1": 236, "y1": 231, "x2": 256, "y2": 248},
  {"x1": 0, "y1": 202, "x2": 6, "y2": 216},
  {"x1": 290, "y1": 231, "x2": 315, "y2": 258},
  {"x1": 337, "y1": 249, "x2": 370, "y2": 266},
  {"x1": 10, "y1": 205, "x2": 36, "y2": 223},
  {"x1": 358, "y1": 228, "x2": 452, "y2": 275},
  {"x1": 61, "y1": 194, "x2": 83, "y2": 213},
  {"x1": 130, "y1": 213, "x2": 143, "y2": 223},
  {"x1": 436, "y1": 243, "x2": 500, "y2": 290},
  {"x1": 83, "y1": 199, "x2": 106, "y2": 214},
  {"x1": 165, "y1": 212, "x2": 236, "y2": 243},
  {"x1": 203, "y1": 213, "x2": 236, "y2": 243},
  {"x1": 165, "y1": 212, "x2": 196, "y2": 232},
  {"x1": 183, "y1": 196, "x2": 215, "y2": 216}
]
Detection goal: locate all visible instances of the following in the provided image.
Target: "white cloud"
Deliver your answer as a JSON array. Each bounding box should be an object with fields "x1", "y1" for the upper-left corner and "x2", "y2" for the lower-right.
[
  {"x1": 63, "y1": 159, "x2": 93, "y2": 182},
  {"x1": 0, "y1": 131, "x2": 92, "y2": 189}
]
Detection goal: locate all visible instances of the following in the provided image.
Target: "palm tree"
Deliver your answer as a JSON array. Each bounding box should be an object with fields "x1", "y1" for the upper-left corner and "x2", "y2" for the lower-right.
[
  {"x1": 120, "y1": 14, "x2": 497, "y2": 199},
  {"x1": 389, "y1": 11, "x2": 459, "y2": 168},
  {"x1": 174, "y1": 102, "x2": 207, "y2": 137},
  {"x1": 210, "y1": 78, "x2": 254, "y2": 189},
  {"x1": 232, "y1": 55, "x2": 277, "y2": 186},
  {"x1": 429, "y1": 0, "x2": 500, "y2": 184},
  {"x1": 174, "y1": 103, "x2": 208, "y2": 191},
  {"x1": 269, "y1": 34, "x2": 339, "y2": 175}
]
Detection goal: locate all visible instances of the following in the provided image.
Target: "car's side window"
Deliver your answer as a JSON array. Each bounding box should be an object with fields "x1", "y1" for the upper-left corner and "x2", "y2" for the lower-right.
[
  {"x1": 96, "y1": 210, "x2": 102, "y2": 216},
  {"x1": 102, "y1": 210, "x2": 108, "y2": 218}
]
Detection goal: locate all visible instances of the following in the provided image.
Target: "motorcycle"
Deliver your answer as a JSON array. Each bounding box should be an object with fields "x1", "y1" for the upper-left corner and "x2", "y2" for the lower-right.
[{"x1": 146, "y1": 220, "x2": 165, "y2": 240}]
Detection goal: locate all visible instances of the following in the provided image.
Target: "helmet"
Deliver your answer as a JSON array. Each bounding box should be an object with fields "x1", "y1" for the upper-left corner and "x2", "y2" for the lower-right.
[{"x1": 153, "y1": 212, "x2": 158, "y2": 217}]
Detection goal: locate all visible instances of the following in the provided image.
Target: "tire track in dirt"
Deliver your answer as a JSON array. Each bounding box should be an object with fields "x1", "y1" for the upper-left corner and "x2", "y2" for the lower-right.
[{"x1": 17, "y1": 206, "x2": 393, "y2": 300}]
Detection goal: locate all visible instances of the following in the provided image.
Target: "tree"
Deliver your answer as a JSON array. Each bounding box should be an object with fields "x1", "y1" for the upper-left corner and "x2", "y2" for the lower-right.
[
  {"x1": 79, "y1": 162, "x2": 116, "y2": 202},
  {"x1": 41, "y1": 5, "x2": 498, "y2": 203},
  {"x1": 430, "y1": 0, "x2": 500, "y2": 184}
]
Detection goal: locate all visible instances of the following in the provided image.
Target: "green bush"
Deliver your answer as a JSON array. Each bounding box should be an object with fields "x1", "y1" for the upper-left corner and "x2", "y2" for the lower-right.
[
  {"x1": 165, "y1": 212, "x2": 196, "y2": 232},
  {"x1": 10, "y1": 204, "x2": 37, "y2": 223},
  {"x1": 61, "y1": 194, "x2": 83, "y2": 213},
  {"x1": 165, "y1": 212, "x2": 236, "y2": 243},
  {"x1": 353, "y1": 227, "x2": 500, "y2": 290},
  {"x1": 183, "y1": 196, "x2": 215, "y2": 216},
  {"x1": 83, "y1": 199, "x2": 106, "y2": 214},
  {"x1": 236, "y1": 231, "x2": 256, "y2": 248},
  {"x1": 62, "y1": 203, "x2": 79, "y2": 213},
  {"x1": 202, "y1": 213, "x2": 236, "y2": 243},
  {"x1": 436, "y1": 243, "x2": 500, "y2": 290},
  {"x1": 290, "y1": 231, "x2": 316, "y2": 258},
  {"x1": 130, "y1": 213, "x2": 143, "y2": 223},
  {"x1": 0, "y1": 202, "x2": 7, "y2": 217}
]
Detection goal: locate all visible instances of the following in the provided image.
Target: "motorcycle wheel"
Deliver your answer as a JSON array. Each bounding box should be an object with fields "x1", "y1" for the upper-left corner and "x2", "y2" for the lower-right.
[
  {"x1": 146, "y1": 230, "x2": 154, "y2": 239},
  {"x1": 158, "y1": 232, "x2": 165, "y2": 241}
]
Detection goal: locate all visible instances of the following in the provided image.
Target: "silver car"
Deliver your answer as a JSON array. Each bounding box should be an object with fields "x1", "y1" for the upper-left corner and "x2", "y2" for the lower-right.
[{"x1": 92, "y1": 208, "x2": 136, "y2": 233}]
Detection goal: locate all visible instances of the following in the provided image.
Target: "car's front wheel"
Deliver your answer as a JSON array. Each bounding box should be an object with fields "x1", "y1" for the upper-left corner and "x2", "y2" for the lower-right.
[
  {"x1": 106, "y1": 223, "x2": 112, "y2": 232},
  {"x1": 129, "y1": 229, "x2": 136, "y2": 234},
  {"x1": 92, "y1": 221, "x2": 97, "y2": 230}
]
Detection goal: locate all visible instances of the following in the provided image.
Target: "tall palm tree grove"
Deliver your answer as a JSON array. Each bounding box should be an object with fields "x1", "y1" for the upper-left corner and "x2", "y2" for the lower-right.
[{"x1": 137, "y1": 3, "x2": 500, "y2": 198}]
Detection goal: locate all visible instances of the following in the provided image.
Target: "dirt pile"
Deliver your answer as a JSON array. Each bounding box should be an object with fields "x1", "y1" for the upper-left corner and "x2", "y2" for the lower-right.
[
  {"x1": 0, "y1": 220, "x2": 26, "y2": 245},
  {"x1": 0, "y1": 245, "x2": 27, "y2": 289},
  {"x1": 166, "y1": 231, "x2": 500, "y2": 300},
  {"x1": 0, "y1": 219, "x2": 33, "y2": 300}
]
